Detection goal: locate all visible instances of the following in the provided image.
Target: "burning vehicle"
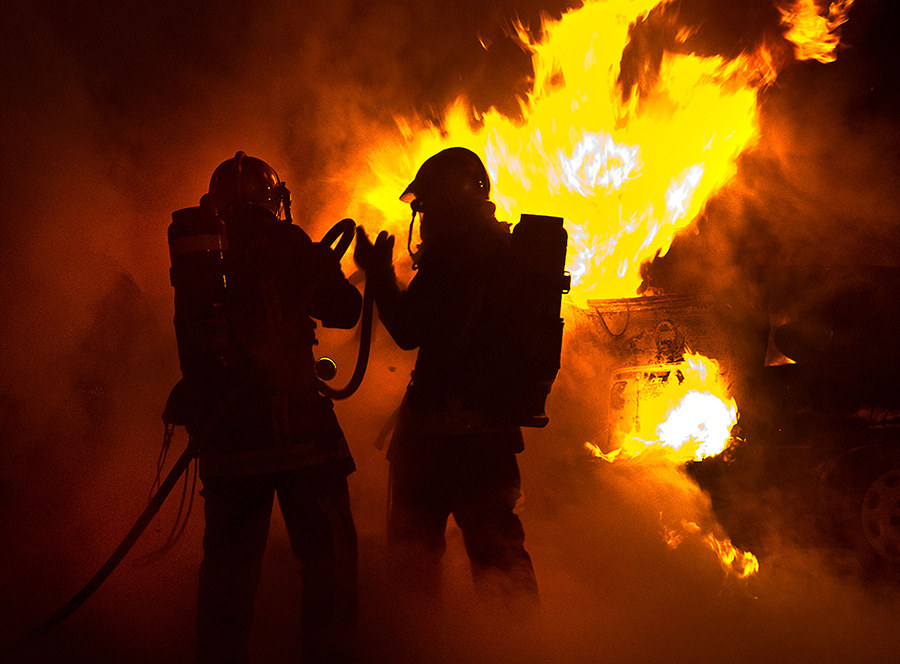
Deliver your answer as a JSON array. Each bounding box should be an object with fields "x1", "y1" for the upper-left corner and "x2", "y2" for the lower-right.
[
  {"x1": 587, "y1": 264, "x2": 900, "y2": 578},
  {"x1": 686, "y1": 265, "x2": 900, "y2": 576}
]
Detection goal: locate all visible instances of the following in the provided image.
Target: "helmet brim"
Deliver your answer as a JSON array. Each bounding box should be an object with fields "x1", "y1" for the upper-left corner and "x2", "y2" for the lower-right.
[{"x1": 399, "y1": 182, "x2": 416, "y2": 204}]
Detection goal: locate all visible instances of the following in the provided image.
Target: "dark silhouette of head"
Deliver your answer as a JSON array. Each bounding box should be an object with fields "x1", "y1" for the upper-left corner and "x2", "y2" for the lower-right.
[
  {"x1": 400, "y1": 147, "x2": 497, "y2": 252},
  {"x1": 208, "y1": 151, "x2": 286, "y2": 218},
  {"x1": 400, "y1": 147, "x2": 491, "y2": 214}
]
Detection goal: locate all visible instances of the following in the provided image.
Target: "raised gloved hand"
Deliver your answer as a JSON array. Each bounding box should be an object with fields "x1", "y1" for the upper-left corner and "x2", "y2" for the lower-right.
[{"x1": 354, "y1": 227, "x2": 395, "y2": 275}]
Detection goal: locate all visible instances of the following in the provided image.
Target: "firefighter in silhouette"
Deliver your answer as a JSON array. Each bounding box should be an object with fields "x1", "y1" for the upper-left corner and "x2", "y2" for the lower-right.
[
  {"x1": 167, "y1": 152, "x2": 362, "y2": 664},
  {"x1": 354, "y1": 147, "x2": 539, "y2": 608}
]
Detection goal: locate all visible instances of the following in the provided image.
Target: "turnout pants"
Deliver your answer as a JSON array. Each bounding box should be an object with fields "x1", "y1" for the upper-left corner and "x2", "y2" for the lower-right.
[
  {"x1": 196, "y1": 470, "x2": 357, "y2": 664},
  {"x1": 387, "y1": 431, "x2": 539, "y2": 607}
]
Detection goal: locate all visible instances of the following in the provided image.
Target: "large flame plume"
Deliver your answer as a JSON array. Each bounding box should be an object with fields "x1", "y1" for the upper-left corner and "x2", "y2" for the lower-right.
[{"x1": 348, "y1": 0, "x2": 781, "y2": 302}]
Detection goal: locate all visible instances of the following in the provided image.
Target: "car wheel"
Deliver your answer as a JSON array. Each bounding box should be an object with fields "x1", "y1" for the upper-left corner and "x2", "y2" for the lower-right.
[{"x1": 860, "y1": 467, "x2": 900, "y2": 564}]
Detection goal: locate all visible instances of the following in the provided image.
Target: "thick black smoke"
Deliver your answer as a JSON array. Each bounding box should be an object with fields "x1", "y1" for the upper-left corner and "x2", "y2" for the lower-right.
[{"x1": 1, "y1": 0, "x2": 899, "y2": 662}]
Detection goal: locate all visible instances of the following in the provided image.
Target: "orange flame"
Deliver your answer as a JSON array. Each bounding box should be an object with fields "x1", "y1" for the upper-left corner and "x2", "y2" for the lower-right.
[
  {"x1": 779, "y1": 0, "x2": 855, "y2": 63},
  {"x1": 703, "y1": 530, "x2": 760, "y2": 578},
  {"x1": 664, "y1": 520, "x2": 759, "y2": 578},
  {"x1": 339, "y1": 0, "x2": 854, "y2": 580},
  {"x1": 347, "y1": 0, "x2": 781, "y2": 302},
  {"x1": 589, "y1": 351, "x2": 738, "y2": 463},
  {"x1": 588, "y1": 351, "x2": 754, "y2": 577}
]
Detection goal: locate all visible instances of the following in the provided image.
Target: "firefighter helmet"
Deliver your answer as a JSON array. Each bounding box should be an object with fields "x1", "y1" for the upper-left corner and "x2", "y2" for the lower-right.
[
  {"x1": 208, "y1": 151, "x2": 284, "y2": 217},
  {"x1": 400, "y1": 147, "x2": 490, "y2": 213}
]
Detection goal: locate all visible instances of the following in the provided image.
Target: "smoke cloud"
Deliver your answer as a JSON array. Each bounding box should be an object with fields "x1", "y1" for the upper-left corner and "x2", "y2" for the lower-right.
[{"x1": 2, "y1": 0, "x2": 899, "y2": 662}]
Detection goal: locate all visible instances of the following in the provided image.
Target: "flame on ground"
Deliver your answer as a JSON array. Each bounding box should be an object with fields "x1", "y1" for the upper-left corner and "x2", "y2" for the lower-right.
[{"x1": 664, "y1": 519, "x2": 760, "y2": 578}]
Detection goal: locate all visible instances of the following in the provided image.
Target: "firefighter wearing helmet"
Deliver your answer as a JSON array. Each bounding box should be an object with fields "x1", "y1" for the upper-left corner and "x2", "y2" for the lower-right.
[
  {"x1": 167, "y1": 151, "x2": 362, "y2": 663},
  {"x1": 354, "y1": 147, "x2": 540, "y2": 608},
  {"x1": 208, "y1": 151, "x2": 286, "y2": 218}
]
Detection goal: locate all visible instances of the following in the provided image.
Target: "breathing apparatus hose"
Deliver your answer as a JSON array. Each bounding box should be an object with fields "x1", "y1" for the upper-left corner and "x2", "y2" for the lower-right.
[
  {"x1": 320, "y1": 216, "x2": 356, "y2": 259},
  {"x1": 2, "y1": 437, "x2": 198, "y2": 656},
  {"x1": 315, "y1": 218, "x2": 375, "y2": 401}
]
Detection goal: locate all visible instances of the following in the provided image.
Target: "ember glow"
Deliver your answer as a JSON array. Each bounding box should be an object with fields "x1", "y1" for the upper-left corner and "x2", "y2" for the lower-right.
[
  {"x1": 350, "y1": 0, "x2": 780, "y2": 301},
  {"x1": 779, "y1": 0, "x2": 855, "y2": 63}
]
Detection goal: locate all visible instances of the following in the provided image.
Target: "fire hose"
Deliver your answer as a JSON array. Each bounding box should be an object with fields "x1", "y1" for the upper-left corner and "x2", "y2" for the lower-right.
[
  {"x1": 4, "y1": 218, "x2": 374, "y2": 653},
  {"x1": 1, "y1": 438, "x2": 197, "y2": 656}
]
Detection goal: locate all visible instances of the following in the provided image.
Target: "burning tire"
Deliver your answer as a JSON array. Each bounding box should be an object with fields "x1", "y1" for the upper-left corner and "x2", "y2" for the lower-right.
[{"x1": 860, "y1": 468, "x2": 900, "y2": 564}]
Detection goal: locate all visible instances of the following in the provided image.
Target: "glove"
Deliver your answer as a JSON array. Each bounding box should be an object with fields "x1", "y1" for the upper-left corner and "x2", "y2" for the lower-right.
[{"x1": 354, "y1": 227, "x2": 395, "y2": 274}]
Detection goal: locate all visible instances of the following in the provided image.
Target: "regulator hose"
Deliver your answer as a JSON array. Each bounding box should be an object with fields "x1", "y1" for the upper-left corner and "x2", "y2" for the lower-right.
[
  {"x1": 316, "y1": 218, "x2": 375, "y2": 400},
  {"x1": 317, "y1": 280, "x2": 374, "y2": 400},
  {"x1": 2, "y1": 438, "x2": 197, "y2": 655}
]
